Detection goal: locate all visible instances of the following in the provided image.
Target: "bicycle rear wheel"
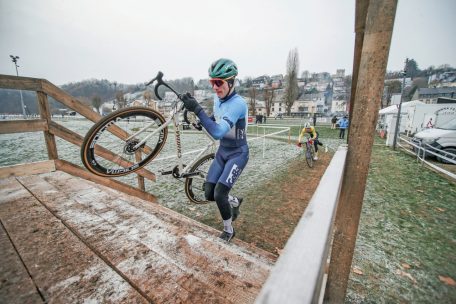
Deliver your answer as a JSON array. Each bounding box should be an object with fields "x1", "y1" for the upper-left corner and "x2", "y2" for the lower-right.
[
  {"x1": 184, "y1": 153, "x2": 215, "y2": 204},
  {"x1": 305, "y1": 144, "x2": 314, "y2": 168},
  {"x1": 81, "y1": 107, "x2": 167, "y2": 177}
]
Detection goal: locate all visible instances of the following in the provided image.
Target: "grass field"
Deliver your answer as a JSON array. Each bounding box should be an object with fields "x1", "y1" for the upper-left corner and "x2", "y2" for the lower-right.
[{"x1": 346, "y1": 144, "x2": 456, "y2": 303}]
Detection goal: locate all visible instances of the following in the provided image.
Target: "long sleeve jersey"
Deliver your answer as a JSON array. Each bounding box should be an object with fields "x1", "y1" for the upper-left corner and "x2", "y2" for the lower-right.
[{"x1": 196, "y1": 90, "x2": 248, "y2": 147}]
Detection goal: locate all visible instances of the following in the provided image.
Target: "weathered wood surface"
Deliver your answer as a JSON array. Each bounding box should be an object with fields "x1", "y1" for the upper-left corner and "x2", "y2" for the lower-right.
[
  {"x1": 0, "y1": 176, "x2": 148, "y2": 303},
  {"x1": 54, "y1": 159, "x2": 157, "y2": 203},
  {"x1": 0, "y1": 171, "x2": 274, "y2": 303},
  {"x1": 0, "y1": 119, "x2": 48, "y2": 134},
  {"x1": 0, "y1": 74, "x2": 43, "y2": 91},
  {"x1": 0, "y1": 160, "x2": 55, "y2": 179},
  {"x1": 37, "y1": 91, "x2": 58, "y2": 160}
]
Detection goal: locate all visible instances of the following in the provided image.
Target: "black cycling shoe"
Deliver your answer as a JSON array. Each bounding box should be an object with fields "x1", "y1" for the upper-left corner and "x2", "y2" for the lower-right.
[
  {"x1": 231, "y1": 197, "x2": 243, "y2": 222},
  {"x1": 219, "y1": 229, "x2": 235, "y2": 242}
]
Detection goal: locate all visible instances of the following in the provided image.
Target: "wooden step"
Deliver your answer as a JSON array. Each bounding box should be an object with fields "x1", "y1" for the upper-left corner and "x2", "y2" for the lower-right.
[{"x1": 0, "y1": 171, "x2": 274, "y2": 303}]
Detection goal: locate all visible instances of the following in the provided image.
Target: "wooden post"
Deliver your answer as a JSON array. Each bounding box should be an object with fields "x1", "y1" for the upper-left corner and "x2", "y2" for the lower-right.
[
  {"x1": 347, "y1": 0, "x2": 370, "y2": 141},
  {"x1": 325, "y1": 0, "x2": 398, "y2": 302},
  {"x1": 37, "y1": 91, "x2": 58, "y2": 160},
  {"x1": 135, "y1": 151, "x2": 145, "y2": 191}
]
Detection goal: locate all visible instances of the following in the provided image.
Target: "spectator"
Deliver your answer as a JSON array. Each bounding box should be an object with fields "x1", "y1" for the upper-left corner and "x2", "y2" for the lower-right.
[
  {"x1": 338, "y1": 116, "x2": 349, "y2": 139},
  {"x1": 331, "y1": 115, "x2": 337, "y2": 129}
]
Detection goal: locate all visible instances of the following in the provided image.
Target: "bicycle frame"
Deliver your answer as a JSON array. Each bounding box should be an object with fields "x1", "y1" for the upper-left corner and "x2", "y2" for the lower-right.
[{"x1": 126, "y1": 99, "x2": 216, "y2": 179}]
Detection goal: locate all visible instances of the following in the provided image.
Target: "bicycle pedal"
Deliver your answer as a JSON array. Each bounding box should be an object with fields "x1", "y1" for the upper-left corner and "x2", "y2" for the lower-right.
[{"x1": 160, "y1": 170, "x2": 173, "y2": 175}]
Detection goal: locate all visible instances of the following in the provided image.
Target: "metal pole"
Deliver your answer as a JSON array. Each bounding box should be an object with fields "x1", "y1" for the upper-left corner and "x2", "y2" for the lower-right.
[
  {"x1": 10, "y1": 55, "x2": 27, "y2": 118},
  {"x1": 392, "y1": 58, "x2": 408, "y2": 149}
]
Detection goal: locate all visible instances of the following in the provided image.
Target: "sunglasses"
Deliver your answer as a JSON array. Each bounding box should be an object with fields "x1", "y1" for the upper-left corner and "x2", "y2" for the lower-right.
[{"x1": 209, "y1": 78, "x2": 226, "y2": 88}]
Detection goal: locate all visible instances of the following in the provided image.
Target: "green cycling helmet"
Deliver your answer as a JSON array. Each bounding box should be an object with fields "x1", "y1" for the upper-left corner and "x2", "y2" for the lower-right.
[{"x1": 208, "y1": 58, "x2": 238, "y2": 79}]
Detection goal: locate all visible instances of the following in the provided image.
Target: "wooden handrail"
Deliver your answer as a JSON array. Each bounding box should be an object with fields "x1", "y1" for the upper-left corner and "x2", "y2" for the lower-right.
[
  {"x1": 0, "y1": 74, "x2": 156, "y2": 198},
  {"x1": 0, "y1": 74, "x2": 43, "y2": 91},
  {"x1": 0, "y1": 119, "x2": 48, "y2": 134}
]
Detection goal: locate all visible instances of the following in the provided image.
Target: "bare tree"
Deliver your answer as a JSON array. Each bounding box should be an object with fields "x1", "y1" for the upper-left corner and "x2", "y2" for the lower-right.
[
  {"x1": 116, "y1": 91, "x2": 127, "y2": 109},
  {"x1": 263, "y1": 88, "x2": 275, "y2": 117},
  {"x1": 143, "y1": 90, "x2": 153, "y2": 107},
  {"x1": 91, "y1": 95, "x2": 103, "y2": 113},
  {"x1": 284, "y1": 48, "x2": 299, "y2": 115},
  {"x1": 248, "y1": 87, "x2": 257, "y2": 116}
]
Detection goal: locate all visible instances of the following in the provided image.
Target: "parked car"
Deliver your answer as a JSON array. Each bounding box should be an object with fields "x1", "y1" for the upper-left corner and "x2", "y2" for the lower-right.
[{"x1": 412, "y1": 117, "x2": 456, "y2": 164}]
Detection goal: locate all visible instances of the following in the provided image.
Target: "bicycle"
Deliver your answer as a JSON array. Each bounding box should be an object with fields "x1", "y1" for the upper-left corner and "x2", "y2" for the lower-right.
[
  {"x1": 298, "y1": 135, "x2": 315, "y2": 168},
  {"x1": 80, "y1": 71, "x2": 215, "y2": 204}
]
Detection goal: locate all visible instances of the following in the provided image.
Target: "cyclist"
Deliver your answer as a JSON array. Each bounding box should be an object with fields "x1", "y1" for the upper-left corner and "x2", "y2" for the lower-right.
[
  {"x1": 181, "y1": 58, "x2": 248, "y2": 242},
  {"x1": 297, "y1": 122, "x2": 323, "y2": 160}
]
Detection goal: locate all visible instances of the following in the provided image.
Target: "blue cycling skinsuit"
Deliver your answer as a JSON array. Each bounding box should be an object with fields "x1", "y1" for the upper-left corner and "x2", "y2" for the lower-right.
[{"x1": 195, "y1": 90, "x2": 248, "y2": 221}]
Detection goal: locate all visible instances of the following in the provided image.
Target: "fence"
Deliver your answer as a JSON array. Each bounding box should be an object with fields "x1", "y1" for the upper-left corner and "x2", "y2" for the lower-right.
[
  {"x1": 398, "y1": 135, "x2": 456, "y2": 180},
  {"x1": 0, "y1": 74, "x2": 157, "y2": 202}
]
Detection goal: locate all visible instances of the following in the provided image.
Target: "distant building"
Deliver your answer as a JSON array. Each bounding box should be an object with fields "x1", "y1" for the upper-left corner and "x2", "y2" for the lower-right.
[
  {"x1": 252, "y1": 75, "x2": 270, "y2": 89},
  {"x1": 270, "y1": 74, "x2": 283, "y2": 89},
  {"x1": 413, "y1": 87, "x2": 456, "y2": 104}
]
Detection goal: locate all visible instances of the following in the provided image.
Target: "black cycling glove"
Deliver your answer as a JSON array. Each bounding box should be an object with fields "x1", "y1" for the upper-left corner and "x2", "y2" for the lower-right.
[{"x1": 181, "y1": 92, "x2": 202, "y2": 115}]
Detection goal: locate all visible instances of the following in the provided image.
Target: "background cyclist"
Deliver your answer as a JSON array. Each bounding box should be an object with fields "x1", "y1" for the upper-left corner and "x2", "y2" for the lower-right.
[
  {"x1": 181, "y1": 58, "x2": 248, "y2": 242},
  {"x1": 297, "y1": 122, "x2": 323, "y2": 160}
]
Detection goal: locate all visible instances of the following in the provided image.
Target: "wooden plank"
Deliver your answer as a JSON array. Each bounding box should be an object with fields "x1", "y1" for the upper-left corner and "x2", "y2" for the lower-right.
[
  {"x1": 0, "y1": 74, "x2": 43, "y2": 91},
  {"x1": 0, "y1": 160, "x2": 55, "y2": 179},
  {"x1": 49, "y1": 121, "x2": 156, "y2": 182},
  {"x1": 0, "y1": 119, "x2": 47, "y2": 134},
  {"x1": 325, "y1": 1, "x2": 398, "y2": 302},
  {"x1": 255, "y1": 147, "x2": 348, "y2": 304},
  {"x1": 0, "y1": 217, "x2": 43, "y2": 304},
  {"x1": 18, "y1": 171, "x2": 274, "y2": 303},
  {"x1": 0, "y1": 177, "x2": 149, "y2": 303},
  {"x1": 54, "y1": 159, "x2": 157, "y2": 203},
  {"x1": 135, "y1": 151, "x2": 145, "y2": 190},
  {"x1": 347, "y1": 0, "x2": 370, "y2": 129},
  {"x1": 37, "y1": 92, "x2": 58, "y2": 160}
]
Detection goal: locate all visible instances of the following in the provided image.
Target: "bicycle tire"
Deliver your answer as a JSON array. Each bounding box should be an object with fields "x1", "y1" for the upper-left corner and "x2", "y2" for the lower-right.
[
  {"x1": 184, "y1": 153, "x2": 215, "y2": 204},
  {"x1": 81, "y1": 107, "x2": 167, "y2": 177},
  {"x1": 305, "y1": 143, "x2": 314, "y2": 168}
]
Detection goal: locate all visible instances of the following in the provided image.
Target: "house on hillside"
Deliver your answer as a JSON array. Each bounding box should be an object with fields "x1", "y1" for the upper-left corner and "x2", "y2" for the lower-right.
[
  {"x1": 413, "y1": 87, "x2": 456, "y2": 104},
  {"x1": 252, "y1": 76, "x2": 270, "y2": 89},
  {"x1": 270, "y1": 74, "x2": 283, "y2": 89}
]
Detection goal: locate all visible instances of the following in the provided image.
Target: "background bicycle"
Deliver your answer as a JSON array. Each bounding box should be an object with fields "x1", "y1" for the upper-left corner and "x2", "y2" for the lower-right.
[
  {"x1": 81, "y1": 72, "x2": 216, "y2": 204},
  {"x1": 298, "y1": 135, "x2": 316, "y2": 168}
]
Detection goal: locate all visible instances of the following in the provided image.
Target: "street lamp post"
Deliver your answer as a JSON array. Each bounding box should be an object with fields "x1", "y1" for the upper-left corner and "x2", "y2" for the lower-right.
[
  {"x1": 9, "y1": 55, "x2": 27, "y2": 118},
  {"x1": 392, "y1": 58, "x2": 409, "y2": 150}
]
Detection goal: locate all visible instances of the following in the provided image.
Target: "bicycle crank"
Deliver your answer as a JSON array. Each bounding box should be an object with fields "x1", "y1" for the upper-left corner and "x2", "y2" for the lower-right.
[{"x1": 160, "y1": 165, "x2": 186, "y2": 178}]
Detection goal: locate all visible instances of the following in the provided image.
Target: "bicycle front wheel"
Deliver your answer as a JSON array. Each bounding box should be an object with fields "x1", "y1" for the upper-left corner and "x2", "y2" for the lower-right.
[
  {"x1": 305, "y1": 144, "x2": 314, "y2": 168},
  {"x1": 81, "y1": 107, "x2": 167, "y2": 177},
  {"x1": 184, "y1": 153, "x2": 215, "y2": 204}
]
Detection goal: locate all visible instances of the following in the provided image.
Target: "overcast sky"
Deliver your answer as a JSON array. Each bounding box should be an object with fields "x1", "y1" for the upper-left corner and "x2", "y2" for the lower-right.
[{"x1": 1, "y1": 0, "x2": 455, "y2": 85}]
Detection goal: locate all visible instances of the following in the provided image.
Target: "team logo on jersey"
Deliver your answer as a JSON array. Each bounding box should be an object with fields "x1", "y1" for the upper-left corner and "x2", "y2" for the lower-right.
[{"x1": 226, "y1": 164, "x2": 242, "y2": 184}]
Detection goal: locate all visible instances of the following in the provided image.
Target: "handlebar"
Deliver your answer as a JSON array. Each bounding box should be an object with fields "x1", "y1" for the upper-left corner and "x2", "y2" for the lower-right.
[{"x1": 145, "y1": 71, "x2": 183, "y2": 101}]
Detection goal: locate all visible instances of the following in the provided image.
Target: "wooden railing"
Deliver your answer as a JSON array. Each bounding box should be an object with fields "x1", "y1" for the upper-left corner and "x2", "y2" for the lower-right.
[{"x1": 0, "y1": 74, "x2": 157, "y2": 203}]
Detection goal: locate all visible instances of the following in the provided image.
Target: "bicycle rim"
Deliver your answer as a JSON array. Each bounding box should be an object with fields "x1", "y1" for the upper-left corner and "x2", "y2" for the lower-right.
[
  {"x1": 81, "y1": 107, "x2": 167, "y2": 176},
  {"x1": 185, "y1": 153, "x2": 215, "y2": 204}
]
